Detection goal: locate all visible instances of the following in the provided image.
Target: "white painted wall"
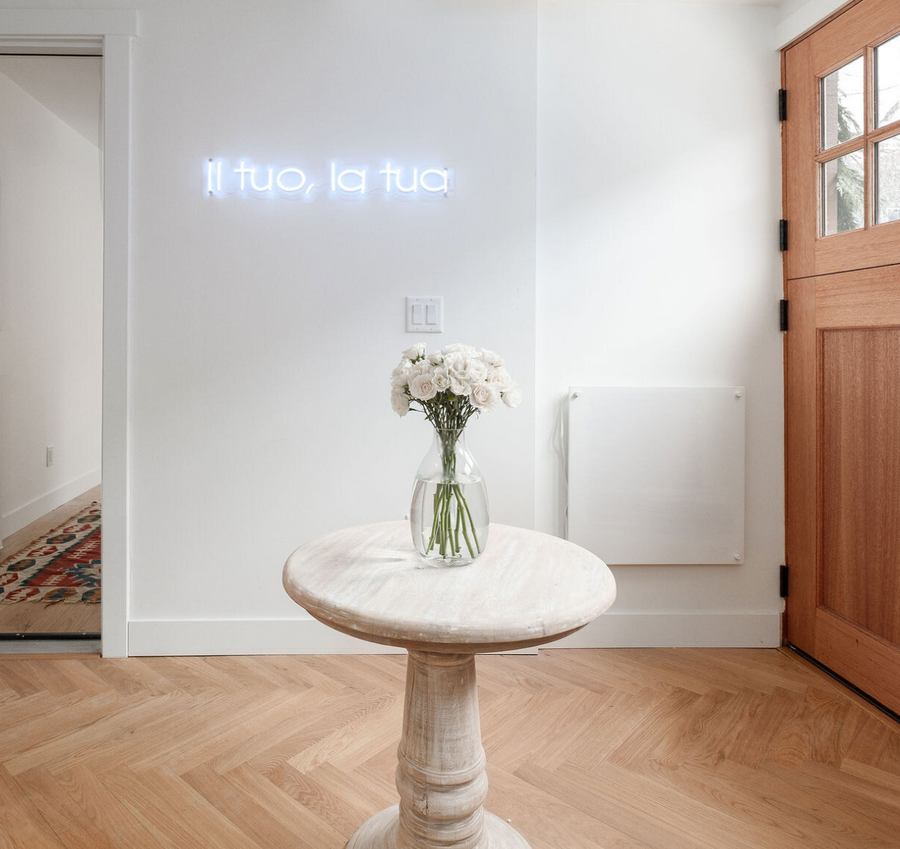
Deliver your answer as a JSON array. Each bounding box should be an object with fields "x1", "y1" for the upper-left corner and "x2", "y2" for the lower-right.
[
  {"x1": 118, "y1": 0, "x2": 536, "y2": 651},
  {"x1": 535, "y1": 0, "x2": 785, "y2": 647},
  {"x1": 775, "y1": 0, "x2": 848, "y2": 46},
  {"x1": 0, "y1": 61, "x2": 102, "y2": 541},
  {"x1": 0, "y1": 0, "x2": 805, "y2": 653}
]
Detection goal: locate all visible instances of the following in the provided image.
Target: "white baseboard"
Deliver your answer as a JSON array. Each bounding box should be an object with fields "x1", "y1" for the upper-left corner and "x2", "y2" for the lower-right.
[
  {"x1": 0, "y1": 468, "x2": 101, "y2": 543},
  {"x1": 128, "y1": 617, "x2": 406, "y2": 657},
  {"x1": 552, "y1": 610, "x2": 782, "y2": 649},
  {"x1": 126, "y1": 610, "x2": 782, "y2": 656}
]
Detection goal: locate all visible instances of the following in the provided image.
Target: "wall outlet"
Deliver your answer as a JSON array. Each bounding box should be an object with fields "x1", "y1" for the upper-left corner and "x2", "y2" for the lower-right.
[{"x1": 46, "y1": 446, "x2": 54, "y2": 467}]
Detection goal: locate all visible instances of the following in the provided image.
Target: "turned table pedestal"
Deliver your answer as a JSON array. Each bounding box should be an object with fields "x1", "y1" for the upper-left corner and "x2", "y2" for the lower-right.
[{"x1": 283, "y1": 521, "x2": 615, "y2": 849}]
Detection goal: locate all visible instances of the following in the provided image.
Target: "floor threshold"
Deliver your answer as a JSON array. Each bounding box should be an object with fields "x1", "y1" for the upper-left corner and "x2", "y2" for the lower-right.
[{"x1": 0, "y1": 634, "x2": 101, "y2": 654}]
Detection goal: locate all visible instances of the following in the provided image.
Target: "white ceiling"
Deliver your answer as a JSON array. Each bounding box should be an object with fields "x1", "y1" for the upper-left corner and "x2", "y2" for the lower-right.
[{"x1": 0, "y1": 55, "x2": 101, "y2": 149}]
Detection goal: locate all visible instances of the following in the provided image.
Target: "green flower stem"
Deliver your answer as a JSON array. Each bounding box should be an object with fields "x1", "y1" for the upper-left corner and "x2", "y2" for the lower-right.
[
  {"x1": 453, "y1": 483, "x2": 481, "y2": 555},
  {"x1": 418, "y1": 429, "x2": 482, "y2": 562},
  {"x1": 427, "y1": 491, "x2": 441, "y2": 553},
  {"x1": 422, "y1": 479, "x2": 480, "y2": 560}
]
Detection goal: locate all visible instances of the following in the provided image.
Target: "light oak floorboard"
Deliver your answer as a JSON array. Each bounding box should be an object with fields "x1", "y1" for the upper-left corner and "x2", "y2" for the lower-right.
[{"x1": 0, "y1": 648, "x2": 894, "y2": 847}]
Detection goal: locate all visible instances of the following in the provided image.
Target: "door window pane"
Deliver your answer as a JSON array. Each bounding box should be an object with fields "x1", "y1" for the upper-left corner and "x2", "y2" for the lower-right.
[
  {"x1": 821, "y1": 57, "x2": 865, "y2": 150},
  {"x1": 877, "y1": 134, "x2": 900, "y2": 224},
  {"x1": 876, "y1": 34, "x2": 900, "y2": 128},
  {"x1": 822, "y1": 149, "x2": 865, "y2": 235}
]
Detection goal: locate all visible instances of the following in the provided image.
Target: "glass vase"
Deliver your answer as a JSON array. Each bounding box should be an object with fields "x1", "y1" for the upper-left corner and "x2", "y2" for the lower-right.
[{"x1": 410, "y1": 428, "x2": 489, "y2": 566}]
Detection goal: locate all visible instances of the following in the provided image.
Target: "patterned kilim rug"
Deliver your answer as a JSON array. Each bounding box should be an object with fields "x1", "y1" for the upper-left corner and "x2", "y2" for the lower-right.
[{"x1": 0, "y1": 504, "x2": 101, "y2": 603}]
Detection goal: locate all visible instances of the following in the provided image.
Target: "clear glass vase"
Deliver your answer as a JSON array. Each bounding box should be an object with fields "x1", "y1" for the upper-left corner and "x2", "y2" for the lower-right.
[{"x1": 410, "y1": 428, "x2": 489, "y2": 566}]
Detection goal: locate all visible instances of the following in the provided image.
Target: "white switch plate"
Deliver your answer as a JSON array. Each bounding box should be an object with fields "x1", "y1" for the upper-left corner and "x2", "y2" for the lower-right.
[{"x1": 406, "y1": 296, "x2": 443, "y2": 333}]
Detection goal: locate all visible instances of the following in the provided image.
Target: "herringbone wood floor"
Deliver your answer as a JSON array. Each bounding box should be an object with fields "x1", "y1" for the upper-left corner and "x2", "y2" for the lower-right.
[{"x1": 0, "y1": 647, "x2": 897, "y2": 848}]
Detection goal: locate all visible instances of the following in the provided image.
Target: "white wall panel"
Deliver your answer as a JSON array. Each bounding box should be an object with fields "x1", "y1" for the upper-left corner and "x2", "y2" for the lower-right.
[{"x1": 568, "y1": 386, "x2": 745, "y2": 566}]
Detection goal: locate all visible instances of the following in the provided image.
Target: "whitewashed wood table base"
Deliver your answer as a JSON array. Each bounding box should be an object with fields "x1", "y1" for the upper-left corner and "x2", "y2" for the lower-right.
[
  {"x1": 346, "y1": 805, "x2": 531, "y2": 849},
  {"x1": 345, "y1": 650, "x2": 532, "y2": 849},
  {"x1": 284, "y1": 522, "x2": 616, "y2": 849}
]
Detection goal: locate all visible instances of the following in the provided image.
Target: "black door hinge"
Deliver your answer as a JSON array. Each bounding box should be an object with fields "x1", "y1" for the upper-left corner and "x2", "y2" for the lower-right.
[
  {"x1": 778, "y1": 89, "x2": 787, "y2": 121},
  {"x1": 780, "y1": 564, "x2": 789, "y2": 598},
  {"x1": 780, "y1": 219, "x2": 788, "y2": 252},
  {"x1": 780, "y1": 299, "x2": 789, "y2": 332}
]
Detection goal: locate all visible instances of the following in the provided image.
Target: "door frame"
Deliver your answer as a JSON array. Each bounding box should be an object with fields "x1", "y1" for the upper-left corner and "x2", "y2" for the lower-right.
[{"x1": 0, "y1": 10, "x2": 136, "y2": 657}]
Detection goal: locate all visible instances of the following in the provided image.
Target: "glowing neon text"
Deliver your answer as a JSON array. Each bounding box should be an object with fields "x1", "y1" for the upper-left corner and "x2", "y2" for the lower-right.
[{"x1": 206, "y1": 160, "x2": 449, "y2": 198}]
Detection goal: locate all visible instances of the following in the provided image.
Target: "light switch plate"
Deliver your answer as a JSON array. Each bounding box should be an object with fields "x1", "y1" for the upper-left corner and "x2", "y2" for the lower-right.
[{"x1": 406, "y1": 296, "x2": 443, "y2": 333}]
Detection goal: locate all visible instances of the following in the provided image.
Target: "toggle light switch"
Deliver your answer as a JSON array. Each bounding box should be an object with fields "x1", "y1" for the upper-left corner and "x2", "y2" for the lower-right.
[{"x1": 406, "y1": 296, "x2": 443, "y2": 333}]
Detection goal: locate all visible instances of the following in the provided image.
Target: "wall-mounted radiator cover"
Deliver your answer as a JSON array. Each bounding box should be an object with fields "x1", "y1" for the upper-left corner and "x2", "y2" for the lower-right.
[{"x1": 567, "y1": 386, "x2": 745, "y2": 565}]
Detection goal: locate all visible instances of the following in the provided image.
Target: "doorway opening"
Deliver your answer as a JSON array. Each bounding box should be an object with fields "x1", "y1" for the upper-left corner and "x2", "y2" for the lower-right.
[{"x1": 0, "y1": 54, "x2": 102, "y2": 648}]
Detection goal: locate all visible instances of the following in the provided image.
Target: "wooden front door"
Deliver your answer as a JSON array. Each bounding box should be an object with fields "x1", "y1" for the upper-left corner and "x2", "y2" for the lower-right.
[{"x1": 784, "y1": 0, "x2": 900, "y2": 713}]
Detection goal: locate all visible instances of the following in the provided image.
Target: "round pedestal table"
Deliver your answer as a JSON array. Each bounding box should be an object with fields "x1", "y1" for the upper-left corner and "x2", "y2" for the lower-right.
[{"x1": 282, "y1": 521, "x2": 616, "y2": 849}]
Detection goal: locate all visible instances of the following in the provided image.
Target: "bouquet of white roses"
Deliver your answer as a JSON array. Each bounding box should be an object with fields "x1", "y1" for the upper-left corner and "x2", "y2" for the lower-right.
[
  {"x1": 390, "y1": 342, "x2": 521, "y2": 424},
  {"x1": 391, "y1": 343, "x2": 520, "y2": 564}
]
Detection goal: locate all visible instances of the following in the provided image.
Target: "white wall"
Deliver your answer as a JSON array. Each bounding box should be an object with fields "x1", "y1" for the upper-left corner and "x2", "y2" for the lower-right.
[
  {"x1": 535, "y1": 0, "x2": 785, "y2": 647},
  {"x1": 775, "y1": 0, "x2": 848, "y2": 46},
  {"x1": 0, "y1": 0, "x2": 799, "y2": 654},
  {"x1": 0, "y1": 62, "x2": 102, "y2": 541},
  {"x1": 120, "y1": 0, "x2": 537, "y2": 652}
]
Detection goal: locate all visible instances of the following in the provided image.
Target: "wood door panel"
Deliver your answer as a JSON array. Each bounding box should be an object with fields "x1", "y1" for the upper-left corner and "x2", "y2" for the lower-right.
[
  {"x1": 784, "y1": 0, "x2": 900, "y2": 718},
  {"x1": 821, "y1": 328, "x2": 900, "y2": 645},
  {"x1": 784, "y1": 0, "x2": 900, "y2": 281},
  {"x1": 815, "y1": 227, "x2": 900, "y2": 279},
  {"x1": 786, "y1": 265, "x2": 900, "y2": 662},
  {"x1": 784, "y1": 277, "x2": 817, "y2": 654},
  {"x1": 817, "y1": 264, "x2": 900, "y2": 325},
  {"x1": 810, "y1": 0, "x2": 899, "y2": 72},
  {"x1": 816, "y1": 607, "x2": 900, "y2": 711},
  {"x1": 784, "y1": 35, "x2": 817, "y2": 282}
]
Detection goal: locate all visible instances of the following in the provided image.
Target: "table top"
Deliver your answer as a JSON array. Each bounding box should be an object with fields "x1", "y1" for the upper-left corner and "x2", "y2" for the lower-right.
[{"x1": 283, "y1": 521, "x2": 616, "y2": 653}]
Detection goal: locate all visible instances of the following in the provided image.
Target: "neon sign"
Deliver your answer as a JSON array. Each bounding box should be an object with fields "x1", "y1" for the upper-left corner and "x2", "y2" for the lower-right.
[{"x1": 205, "y1": 159, "x2": 450, "y2": 198}]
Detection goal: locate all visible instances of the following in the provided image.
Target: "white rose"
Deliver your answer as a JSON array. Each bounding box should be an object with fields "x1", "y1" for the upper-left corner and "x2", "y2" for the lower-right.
[
  {"x1": 428, "y1": 351, "x2": 444, "y2": 365},
  {"x1": 450, "y1": 376, "x2": 471, "y2": 396},
  {"x1": 402, "y1": 343, "x2": 426, "y2": 362},
  {"x1": 391, "y1": 359, "x2": 413, "y2": 387},
  {"x1": 465, "y1": 358, "x2": 488, "y2": 384},
  {"x1": 502, "y1": 382, "x2": 522, "y2": 408},
  {"x1": 409, "y1": 371, "x2": 438, "y2": 401},
  {"x1": 485, "y1": 365, "x2": 512, "y2": 392},
  {"x1": 442, "y1": 343, "x2": 478, "y2": 356},
  {"x1": 480, "y1": 349, "x2": 504, "y2": 368},
  {"x1": 471, "y1": 383, "x2": 500, "y2": 410},
  {"x1": 431, "y1": 367, "x2": 452, "y2": 392},
  {"x1": 445, "y1": 353, "x2": 487, "y2": 385},
  {"x1": 442, "y1": 351, "x2": 463, "y2": 372},
  {"x1": 391, "y1": 388, "x2": 410, "y2": 416}
]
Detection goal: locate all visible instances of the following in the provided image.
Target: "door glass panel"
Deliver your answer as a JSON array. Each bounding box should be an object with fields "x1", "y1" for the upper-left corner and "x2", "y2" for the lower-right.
[
  {"x1": 876, "y1": 34, "x2": 900, "y2": 128},
  {"x1": 877, "y1": 134, "x2": 900, "y2": 224},
  {"x1": 822, "y1": 149, "x2": 865, "y2": 235},
  {"x1": 821, "y1": 56, "x2": 865, "y2": 150}
]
